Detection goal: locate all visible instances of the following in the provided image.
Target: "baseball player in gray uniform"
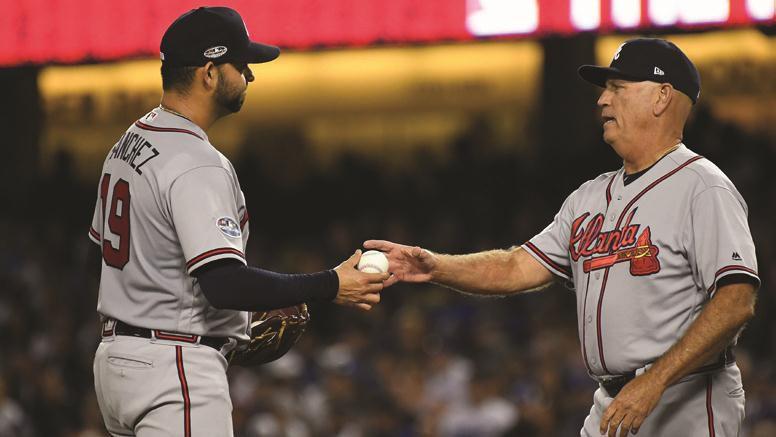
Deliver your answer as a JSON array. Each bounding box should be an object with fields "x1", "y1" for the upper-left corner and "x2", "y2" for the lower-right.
[
  {"x1": 366, "y1": 38, "x2": 759, "y2": 436},
  {"x1": 88, "y1": 7, "x2": 387, "y2": 436}
]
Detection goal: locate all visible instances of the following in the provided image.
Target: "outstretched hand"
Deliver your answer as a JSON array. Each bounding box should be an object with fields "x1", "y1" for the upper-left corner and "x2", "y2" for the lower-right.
[
  {"x1": 363, "y1": 240, "x2": 437, "y2": 287},
  {"x1": 333, "y1": 250, "x2": 389, "y2": 311}
]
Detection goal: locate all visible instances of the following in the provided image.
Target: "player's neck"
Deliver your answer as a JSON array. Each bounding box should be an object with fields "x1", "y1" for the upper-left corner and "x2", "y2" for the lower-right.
[
  {"x1": 160, "y1": 93, "x2": 218, "y2": 131},
  {"x1": 622, "y1": 139, "x2": 682, "y2": 175}
]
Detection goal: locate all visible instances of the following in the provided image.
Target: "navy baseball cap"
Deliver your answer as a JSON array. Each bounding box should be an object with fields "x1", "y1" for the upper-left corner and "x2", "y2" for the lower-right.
[
  {"x1": 578, "y1": 38, "x2": 701, "y2": 104},
  {"x1": 160, "y1": 7, "x2": 279, "y2": 67}
]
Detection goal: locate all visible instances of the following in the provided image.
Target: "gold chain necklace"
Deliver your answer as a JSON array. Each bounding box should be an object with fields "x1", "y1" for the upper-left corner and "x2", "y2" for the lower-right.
[
  {"x1": 158, "y1": 104, "x2": 192, "y2": 122},
  {"x1": 659, "y1": 143, "x2": 681, "y2": 160}
]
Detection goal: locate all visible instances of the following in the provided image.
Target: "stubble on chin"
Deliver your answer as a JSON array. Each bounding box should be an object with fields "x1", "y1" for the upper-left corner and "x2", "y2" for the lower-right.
[
  {"x1": 214, "y1": 70, "x2": 246, "y2": 114},
  {"x1": 235, "y1": 93, "x2": 246, "y2": 112},
  {"x1": 215, "y1": 89, "x2": 244, "y2": 114}
]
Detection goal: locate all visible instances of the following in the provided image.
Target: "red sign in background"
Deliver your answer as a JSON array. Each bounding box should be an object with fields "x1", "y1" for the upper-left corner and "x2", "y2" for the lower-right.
[{"x1": 0, "y1": 0, "x2": 772, "y2": 66}]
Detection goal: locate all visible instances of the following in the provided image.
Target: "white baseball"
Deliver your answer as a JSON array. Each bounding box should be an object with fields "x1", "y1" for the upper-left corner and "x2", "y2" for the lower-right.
[{"x1": 357, "y1": 250, "x2": 389, "y2": 273}]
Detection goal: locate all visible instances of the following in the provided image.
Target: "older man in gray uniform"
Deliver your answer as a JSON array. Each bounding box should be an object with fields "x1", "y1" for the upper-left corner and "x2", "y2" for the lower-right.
[
  {"x1": 366, "y1": 38, "x2": 759, "y2": 436},
  {"x1": 89, "y1": 7, "x2": 387, "y2": 436}
]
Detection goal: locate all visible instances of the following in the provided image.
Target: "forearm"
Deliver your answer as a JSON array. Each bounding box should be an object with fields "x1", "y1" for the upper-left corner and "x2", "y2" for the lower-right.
[
  {"x1": 431, "y1": 247, "x2": 551, "y2": 296},
  {"x1": 194, "y1": 261, "x2": 339, "y2": 311},
  {"x1": 647, "y1": 283, "x2": 756, "y2": 387}
]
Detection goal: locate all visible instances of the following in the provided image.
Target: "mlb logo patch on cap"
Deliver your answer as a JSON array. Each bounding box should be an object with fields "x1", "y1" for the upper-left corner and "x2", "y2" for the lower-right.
[{"x1": 204, "y1": 46, "x2": 228, "y2": 59}]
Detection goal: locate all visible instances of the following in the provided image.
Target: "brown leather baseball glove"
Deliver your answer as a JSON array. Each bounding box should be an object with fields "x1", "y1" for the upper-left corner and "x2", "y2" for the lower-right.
[{"x1": 227, "y1": 303, "x2": 310, "y2": 366}]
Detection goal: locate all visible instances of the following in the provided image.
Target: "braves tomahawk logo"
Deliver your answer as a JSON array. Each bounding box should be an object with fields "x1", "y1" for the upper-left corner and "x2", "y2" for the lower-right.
[{"x1": 569, "y1": 209, "x2": 661, "y2": 276}]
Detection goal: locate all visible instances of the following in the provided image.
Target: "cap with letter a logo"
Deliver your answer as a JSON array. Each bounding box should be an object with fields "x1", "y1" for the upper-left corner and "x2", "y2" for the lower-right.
[
  {"x1": 160, "y1": 6, "x2": 280, "y2": 67},
  {"x1": 577, "y1": 38, "x2": 701, "y2": 104}
]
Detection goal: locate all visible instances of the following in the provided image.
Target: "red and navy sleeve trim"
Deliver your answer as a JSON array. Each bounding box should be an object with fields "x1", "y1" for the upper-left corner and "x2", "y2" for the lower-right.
[
  {"x1": 186, "y1": 247, "x2": 245, "y2": 271},
  {"x1": 88, "y1": 227, "x2": 101, "y2": 246},
  {"x1": 523, "y1": 242, "x2": 572, "y2": 279},
  {"x1": 135, "y1": 121, "x2": 204, "y2": 141},
  {"x1": 707, "y1": 265, "x2": 759, "y2": 294}
]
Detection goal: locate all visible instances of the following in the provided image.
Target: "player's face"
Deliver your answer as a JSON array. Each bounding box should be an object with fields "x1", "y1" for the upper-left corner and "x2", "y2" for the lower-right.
[
  {"x1": 215, "y1": 62, "x2": 254, "y2": 114},
  {"x1": 597, "y1": 79, "x2": 658, "y2": 153}
]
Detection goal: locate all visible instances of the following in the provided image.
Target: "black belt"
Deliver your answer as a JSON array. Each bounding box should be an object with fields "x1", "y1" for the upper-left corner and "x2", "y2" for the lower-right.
[
  {"x1": 599, "y1": 347, "x2": 736, "y2": 397},
  {"x1": 102, "y1": 319, "x2": 229, "y2": 352}
]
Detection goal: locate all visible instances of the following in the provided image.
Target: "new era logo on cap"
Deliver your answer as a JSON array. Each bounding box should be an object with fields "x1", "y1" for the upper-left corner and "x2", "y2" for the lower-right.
[{"x1": 654, "y1": 66, "x2": 665, "y2": 76}]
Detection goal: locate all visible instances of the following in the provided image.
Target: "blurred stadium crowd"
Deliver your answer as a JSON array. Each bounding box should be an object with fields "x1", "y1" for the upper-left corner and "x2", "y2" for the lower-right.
[{"x1": 1, "y1": 104, "x2": 775, "y2": 437}]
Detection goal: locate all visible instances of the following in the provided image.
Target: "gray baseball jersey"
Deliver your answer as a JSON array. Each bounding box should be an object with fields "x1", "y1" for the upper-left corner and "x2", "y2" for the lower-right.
[
  {"x1": 88, "y1": 107, "x2": 251, "y2": 341},
  {"x1": 522, "y1": 144, "x2": 759, "y2": 376}
]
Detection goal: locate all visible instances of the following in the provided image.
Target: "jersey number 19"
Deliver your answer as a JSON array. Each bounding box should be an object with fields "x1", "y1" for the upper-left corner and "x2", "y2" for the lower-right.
[{"x1": 100, "y1": 173, "x2": 131, "y2": 269}]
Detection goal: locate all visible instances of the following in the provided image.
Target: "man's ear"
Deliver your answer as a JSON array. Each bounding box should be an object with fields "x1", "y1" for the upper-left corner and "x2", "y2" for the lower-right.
[
  {"x1": 653, "y1": 83, "x2": 673, "y2": 117},
  {"x1": 202, "y1": 61, "x2": 218, "y2": 91}
]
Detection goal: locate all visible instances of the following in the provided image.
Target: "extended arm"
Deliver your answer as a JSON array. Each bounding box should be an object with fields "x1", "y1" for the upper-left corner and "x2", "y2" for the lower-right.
[
  {"x1": 195, "y1": 250, "x2": 388, "y2": 312},
  {"x1": 194, "y1": 259, "x2": 339, "y2": 311},
  {"x1": 600, "y1": 278, "x2": 757, "y2": 436},
  {"x1": 363, "y1": 240, "x2": 555, "y2": 295}
]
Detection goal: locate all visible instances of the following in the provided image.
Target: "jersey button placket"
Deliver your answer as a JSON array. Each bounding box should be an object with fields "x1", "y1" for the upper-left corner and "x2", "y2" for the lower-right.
[
  {"x1": 595, "y1": 186, "x2": 620, "y2": 375},
  {"x1": 585, "y1": 295, "x2": 600, "y2": 373}
]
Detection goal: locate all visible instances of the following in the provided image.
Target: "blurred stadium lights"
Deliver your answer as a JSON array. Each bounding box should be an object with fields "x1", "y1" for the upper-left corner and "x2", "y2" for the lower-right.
[
  {"x1": 611, "y1": 0, "x2": 641, "y2": 28},
  {"x1": 5, "y1": 0, "x2": 774, "y2": 180},
  {"x1": 37, "y1": 41, "x2": 543, "y2": 177},
  {"x1": 570, "y1": 0, "x2": 602, "y2": 31},
  {"x1": 0, "y1": 0, "x2": 774, "y2": 66},
  {"x1": 649, "y1": 0, "x2": 729, "y2": 26},
  {"x1": 749, "y1": 0, "x2": 776, "y2": 20},
  {"x1": 466, "y1": 0, "x2": 540, "y2": 36},
  {"x1": 467, "y1": 0, "x2": 774, "y2": 37}
]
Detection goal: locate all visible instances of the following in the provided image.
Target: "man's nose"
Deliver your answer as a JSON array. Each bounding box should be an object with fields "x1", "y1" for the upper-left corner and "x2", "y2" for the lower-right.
[
  {"x1": 245, "y1": 67, "x2": 254, "y2": 83},
  {"x1": 597, "y1": 89, "x2": 611, "y2": 107}
]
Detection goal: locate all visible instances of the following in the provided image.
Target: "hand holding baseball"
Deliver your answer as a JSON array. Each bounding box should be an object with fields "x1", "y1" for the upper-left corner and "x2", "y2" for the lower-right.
[
  {"x1": 362, "y1": 240, "x2": 437, "y2": 287},
  {"x1": 357, "y1": 250, "x2": 390, "y2": 273},
  {"x1": 333, "y1": 250, "x2": 389, "y2": 311}
]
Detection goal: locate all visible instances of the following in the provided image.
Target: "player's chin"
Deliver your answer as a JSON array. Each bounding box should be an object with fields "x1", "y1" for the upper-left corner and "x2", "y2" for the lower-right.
[
  {"x1": 227, "y1": 96, "x2": 246, "y2": 114},
  {"x1": 602, "y1": 128, "x2": 617, "y2": 145}
]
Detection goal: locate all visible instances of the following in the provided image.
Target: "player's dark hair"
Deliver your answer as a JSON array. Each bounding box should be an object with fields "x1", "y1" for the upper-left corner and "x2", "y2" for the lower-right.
[{"x1": 160, "y1": 64, "x2": 199, "y2": 92}]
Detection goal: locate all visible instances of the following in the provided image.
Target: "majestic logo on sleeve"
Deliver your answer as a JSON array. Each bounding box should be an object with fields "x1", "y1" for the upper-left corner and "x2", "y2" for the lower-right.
[{"x1": 569, "y1": 209, "x2": 660, "y2": 276}]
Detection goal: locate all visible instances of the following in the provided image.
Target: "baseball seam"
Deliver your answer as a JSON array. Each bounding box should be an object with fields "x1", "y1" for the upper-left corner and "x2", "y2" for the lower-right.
[{"x1": 359, "y1": 263, "x2": 386, "y2": 273}]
